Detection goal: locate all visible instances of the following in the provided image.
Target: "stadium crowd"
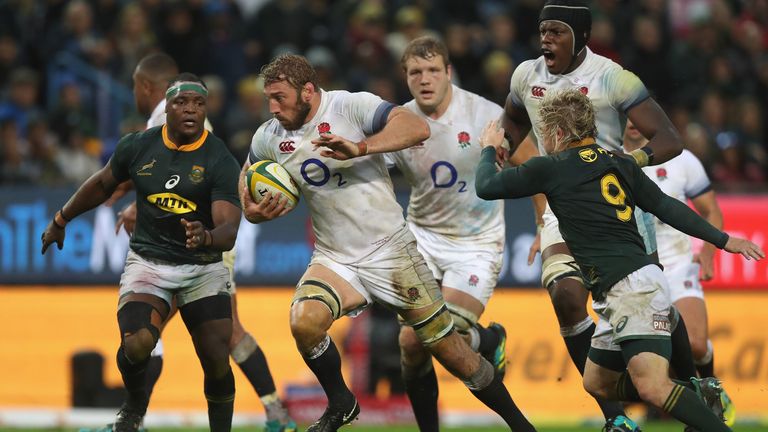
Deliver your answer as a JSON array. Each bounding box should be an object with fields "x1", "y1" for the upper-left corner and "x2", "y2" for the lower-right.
[{"x1": 0, "y1": 0, "x2": 766, "y2": 188}]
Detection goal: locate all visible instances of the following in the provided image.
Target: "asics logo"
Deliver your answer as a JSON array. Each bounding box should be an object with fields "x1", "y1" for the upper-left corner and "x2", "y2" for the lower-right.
[
  {"x1": 279, "y1": 140, "x2": 296, "y2": 153},
  {"x1": 165, "y1": 175, "x2": 180, "y2": 189},
  {"x1": 531, "y1": 86, "x2": 546, "y2": 98}
]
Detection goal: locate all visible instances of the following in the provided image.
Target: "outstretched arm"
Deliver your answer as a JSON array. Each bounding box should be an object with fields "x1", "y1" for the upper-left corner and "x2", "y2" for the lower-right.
[
  {"x1": 313, "y1": 107, "x2": 430, "y2": 160},
  {"x1": 41, "y1": 162, "x2": 121, "y2": 253},
  {"x1": 690, "y1": 190, "x2": 723, "y2": 280}
]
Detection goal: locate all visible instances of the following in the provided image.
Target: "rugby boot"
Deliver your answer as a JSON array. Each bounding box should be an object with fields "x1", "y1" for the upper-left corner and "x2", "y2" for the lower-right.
[
  {"x1": 602, "y1": 414, "x2": 641, "y2": 432},
  {"x1": 306, "y1": 397, "x2": 359, "y2": 432}
]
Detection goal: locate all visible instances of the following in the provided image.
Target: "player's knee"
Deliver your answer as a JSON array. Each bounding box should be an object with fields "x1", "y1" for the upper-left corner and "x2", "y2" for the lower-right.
[
  {"x1": 230, "y1": 332, "x2": 258, "y2": 364},
  {"x1": 403, "y1": 302, "x2": 454, "y2": 347},
  {"x1": 118, "y1": 301, "x2": 161, "y2": 361},
  {"x1": 290, "y1": 278, "x2": 340, "y2": 342},
  {"x1": 541, "y1": 253, "x2": 582, "y2": 289},
  {"x1": 197, "y1": 340, "x2": 231, "y2": 379},
  {"x1": 549, "y1": 281, "x2": 588, "y2": 322}
]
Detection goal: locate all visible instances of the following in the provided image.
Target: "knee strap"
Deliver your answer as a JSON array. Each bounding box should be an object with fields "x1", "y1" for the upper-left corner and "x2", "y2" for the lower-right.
[
  {"x1": 446, "y1": 302, "x2": 478, "y2": 333},
  {"x1": 405, "y1": 302, "x2": 454, "y2": 346},
  {"x1": 541, "y1": 253, "x2": 583, "y2": 288},
  {"x1": 118, "y1": 301, "x2": 161, "y2": 342},
  {"x1": 463, "y1": 357, "x2": 494, "y2": 391},
  {"x1": 231, "y1": 333, "x2": 258, "y2": 364},
  {"x1": 292, "y1": 278, "x2": 342, "y2": 320}
]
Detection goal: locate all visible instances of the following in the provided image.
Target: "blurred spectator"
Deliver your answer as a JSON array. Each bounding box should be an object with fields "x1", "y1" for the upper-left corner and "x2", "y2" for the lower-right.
[
  {"x1": 0, "y1": 34, "x2": 22, "y2": 88},
  {"x1": 54, "y1": 126, "x2": 102, "y2": 186},
  {"x1": 385, "y1": 6, "x2": 438, "y2": 62},
  {"x1": 48, "y1": 79, "x2": 97, "y2": 151},
  {"x1": 306, "y1": 46, "x2": 345, "y2": 90},
  {"x1": 0, "y1": 67, "x2": 41, "y2": 138},
  {"x1": 622, "y1": 15, "x2": 673, "y2": 105},
  {"x1": 443, "y1": 23, "x2": 484, "y2": 92},
  {"x1": 479, "y1": 50, "x2": 514, "y2": 107},
  {"x1": 484, "y1": 13, "x2": 533, "y2": 66},
  {"x1": 25, "y1": 114, "x2": 63, "y2": 187},
  {"x1": 115, "y1": 3, "x2": 156, "y2": 83},
  {"x1": 225, "y1": 75, "x2": 268, "y2": 163},
  {"x1": 203, "y1": 1, "x2": 247, "y2": 99},
  {"x1": 587, "y1": 17, "x2": 620, "y2": 63},
  {"x1": 155, "y1": 2, "x2": 208, "y2": 74},
  {"x1": 201, "y1": 74, "x2": 228, "y2": 143},
  {"x1": 0, "y1": 117, "x2": 34, "y2": 184}
]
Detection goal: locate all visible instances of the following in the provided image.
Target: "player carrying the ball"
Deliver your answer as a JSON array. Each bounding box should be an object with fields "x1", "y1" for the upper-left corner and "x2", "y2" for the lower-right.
[{"x1": 240, "y1": 54, "x2": 535, "y2": 432}]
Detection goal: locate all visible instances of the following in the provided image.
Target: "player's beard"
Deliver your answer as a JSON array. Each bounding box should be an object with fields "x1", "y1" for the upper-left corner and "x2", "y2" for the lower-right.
[{"x1": 284, "y1": 96, "x2": 312, "y2": 131}]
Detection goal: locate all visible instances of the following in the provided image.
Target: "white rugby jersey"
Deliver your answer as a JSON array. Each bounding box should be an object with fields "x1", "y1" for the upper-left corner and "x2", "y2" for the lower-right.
[
  {"x1": 388, "y1": 85, "x2": 505, "y2": 241},
  {"x1": 509, "y1": 48, "x2": 649, "y2": 155},
  {"x1": 248, "y1": 89, "x2": 406, "y2": 264},
  {"x1": 147, "y1": 100, "x2": 213, "y2": 131},
  {"x1": 642, "y1": 150, "x2": 712, "y2": 267}
]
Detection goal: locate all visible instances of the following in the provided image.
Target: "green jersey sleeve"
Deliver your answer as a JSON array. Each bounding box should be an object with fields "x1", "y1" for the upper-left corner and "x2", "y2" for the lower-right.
[
  {"x1": 630, "y1": 162, "x2": 728, "y2": 248},
  {"x1": 110, "y1": 132, "x2": 137, "y2": 183},
  {"x1": 210, "y1": 153, "x2": 242, "y2": 208},
  {"x1": 475, "y1": 147, "x2": 549, "y2": 199}
]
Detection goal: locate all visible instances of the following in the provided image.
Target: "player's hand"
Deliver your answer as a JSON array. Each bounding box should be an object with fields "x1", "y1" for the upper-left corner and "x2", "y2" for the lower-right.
[
  {"x1": 105, "y1": 180, "x2": 134, "y2": 206},
  {"x1": 241, "y1": 188, "x2": 292, "y2": 223},
  {"x1": 480, "y1": 120, "x2": 505, "y2": 150},
  {"x1": 528, "y1": 230, "x2": 541, "y2": 265},
  {"x1": 181, "y1": 218, "x2": 208, "y2": 249},
  {"x1": 693, "y1": 247, "x2": 716, "y2": 281},
  {"x1": 724, "y1": 237, "x2": 765, "y2": 261},
  {"x1": 41, "y1": 220, "x2": 65, "y2": 254},
  {"x1": 312, "y1": 133, "x2": 361, "y2": 160},
  {"x1": 115, "y1": 201, "x2": 137, "y2": 235}
]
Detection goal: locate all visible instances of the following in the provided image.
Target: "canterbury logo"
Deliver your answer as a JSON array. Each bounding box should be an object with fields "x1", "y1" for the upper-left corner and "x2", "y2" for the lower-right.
[
  {"x1": 279, "y1": 140, "x2": 296, "y2": 153},
  {"x1": 147, "y1": 192, "x2": 197, "y2": 214},
  {"x1": 531, "y1": 86, "x2": 546, "y2": 98}
]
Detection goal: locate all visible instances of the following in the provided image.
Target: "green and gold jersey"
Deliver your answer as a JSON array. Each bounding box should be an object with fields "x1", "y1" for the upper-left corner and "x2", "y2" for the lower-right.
[
  {"x1": 111, "y1": 126, "x2": 241, "y2": 265},
  {"x1": 476, "y1": 142, "x2": 728, "y2": 299}
]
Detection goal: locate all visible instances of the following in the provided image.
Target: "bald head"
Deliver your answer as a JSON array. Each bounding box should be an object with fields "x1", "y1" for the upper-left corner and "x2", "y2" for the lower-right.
[{"x1": 133, "y1": 53, "x2": 179, "y2": 117}]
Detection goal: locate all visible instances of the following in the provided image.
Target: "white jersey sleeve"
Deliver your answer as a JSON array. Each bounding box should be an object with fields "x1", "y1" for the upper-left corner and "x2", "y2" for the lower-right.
[
  {"x1": 681, "y1": 150, "x2": 712, "y2": 198},
  {"x1": 508, "y1": 60, "x2": 536, "y2": 109},
  {"x1": 603, "y1": 68, "x2": 650, "y2": 114}
]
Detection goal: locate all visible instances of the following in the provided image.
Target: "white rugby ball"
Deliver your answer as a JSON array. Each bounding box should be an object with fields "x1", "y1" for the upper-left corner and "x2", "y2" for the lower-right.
[{"x1": 246, "y1": 160, "x2": 300, "y2": 207}]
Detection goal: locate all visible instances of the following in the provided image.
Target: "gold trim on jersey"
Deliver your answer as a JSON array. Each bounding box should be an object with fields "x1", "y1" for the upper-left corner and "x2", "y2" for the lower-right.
[
  {"x1": 162, "y1": 125, "x2": 208, "y2": 152},
  {"x1": 147, "y1": 192, "x2": 198, "y2": 214},
  {"x1": 570, "y1": 137, "x2": 596, "y2": 148}
]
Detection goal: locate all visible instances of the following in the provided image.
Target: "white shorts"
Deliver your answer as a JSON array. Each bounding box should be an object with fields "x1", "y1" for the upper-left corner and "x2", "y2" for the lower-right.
[
  {"x1": 223, "y1": 248, "x2": 236, "y2": 293},
  {"x1": 119, "y1": 250, "x2": 231, "y2": 309},
  {"x1": 309, "y1": 224, "x2": 442, "y2": 317},
  {"x1": 408, "y1": 222, "x2": 502, "y2": 306},
  {"x1": 591, "y1": 264, "x2": 673, "y2": 352},
  {"x1": 664, "y1": 261, "x2": 704, "y2": 303}
]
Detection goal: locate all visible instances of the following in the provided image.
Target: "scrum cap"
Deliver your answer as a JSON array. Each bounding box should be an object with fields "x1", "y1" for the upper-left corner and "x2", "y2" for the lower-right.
[{"x1": 539, "y1": 0, "x2": 592, "y2": 56}]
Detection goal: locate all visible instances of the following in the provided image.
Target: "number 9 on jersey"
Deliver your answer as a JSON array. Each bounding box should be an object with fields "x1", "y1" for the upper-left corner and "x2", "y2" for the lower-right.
[{"x1": 246, "y1": 160, "x2": 301, "y2": 208}]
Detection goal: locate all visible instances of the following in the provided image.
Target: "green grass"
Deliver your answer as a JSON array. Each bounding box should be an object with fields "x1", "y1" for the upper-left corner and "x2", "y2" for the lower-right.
[{"x1": 1, "y1": 425, "x2": 767, "y2": 432}]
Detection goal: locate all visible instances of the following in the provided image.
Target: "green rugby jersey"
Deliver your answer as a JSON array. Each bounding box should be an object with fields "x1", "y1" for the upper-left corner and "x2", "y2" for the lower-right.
[
  {"x1": 110, "y1": 126, "x2": 241, "y2": 265},
  {"x1": 476, "y1": 141, "x2": 728, "y2": 299}
]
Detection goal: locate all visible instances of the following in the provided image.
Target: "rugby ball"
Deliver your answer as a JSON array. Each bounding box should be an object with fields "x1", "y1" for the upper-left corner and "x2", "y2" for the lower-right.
[{"x1": 246, "y1": 160, "x2": 300, "y2": 207}]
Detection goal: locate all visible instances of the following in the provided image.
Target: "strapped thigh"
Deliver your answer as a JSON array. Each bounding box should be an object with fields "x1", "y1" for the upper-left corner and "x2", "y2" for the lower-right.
[
  {"x1": 403, "y1": 301, "x2": 454, "y2": 346},
  {"x1": 292, "y1": 277, "x2": 342, "y2": 320},
  {"x1": 541, "y1": 253, "x2": 583, "y2": 288}
]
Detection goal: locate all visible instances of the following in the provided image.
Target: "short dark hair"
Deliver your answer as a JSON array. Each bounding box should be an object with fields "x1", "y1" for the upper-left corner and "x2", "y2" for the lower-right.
[
  {"x1": 137, "y1": 52, "x2": 179, "y2": 84},
  {"x1": 401, "y1": 36, "x2": 450, "y2": 70},
  {"x1": 168, "y1": 72, "x2": 207, "y2": 90},
  {"x1": 260, "y1": 54, "x2": 318, "y2": 91}
]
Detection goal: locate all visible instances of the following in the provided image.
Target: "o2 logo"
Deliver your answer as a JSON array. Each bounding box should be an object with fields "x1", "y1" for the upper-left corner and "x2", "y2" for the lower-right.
[
  {"x1": 431, "y1": 161, "x2": 467, "y2": 192},
  {"x1": 300, "y1": 158, "x2": 347, "y2": 187}
]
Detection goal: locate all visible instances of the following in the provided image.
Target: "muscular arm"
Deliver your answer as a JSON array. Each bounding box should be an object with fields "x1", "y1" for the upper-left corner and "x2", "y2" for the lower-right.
[
  {"x1": 364, "y1": 106, "x2": 430, "y2": 154},
  {"x1": 500, "y1": 94, "x2": 532, "y2": 155},
  {"x1": 208, "y1": 200, "x2": 241, "y2": 251},
  {"x1": 62, "y1": 162, "x2": 121, "y2": 219},
  {"x1": 627, "y1": 98, "x2": 683, "y2": 165}
]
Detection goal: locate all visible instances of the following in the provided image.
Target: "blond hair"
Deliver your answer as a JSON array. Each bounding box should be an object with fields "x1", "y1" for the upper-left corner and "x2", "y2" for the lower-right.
[{"x1": 537, "y1": 88, "x2": 597, "y2": 151}]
